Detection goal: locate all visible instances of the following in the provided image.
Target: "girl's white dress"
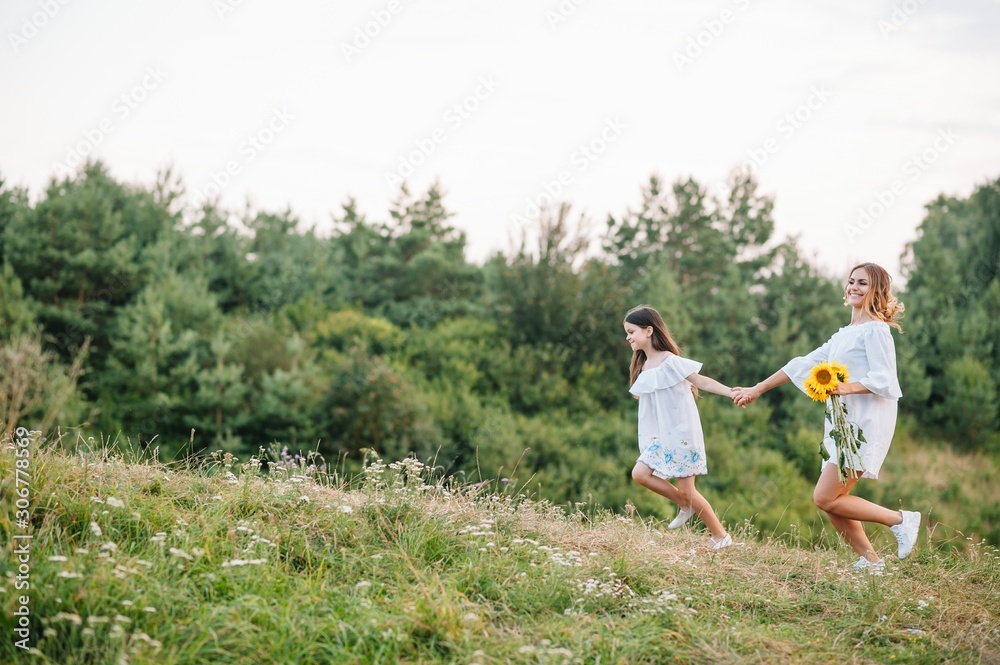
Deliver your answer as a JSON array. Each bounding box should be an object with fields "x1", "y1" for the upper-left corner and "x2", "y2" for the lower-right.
[
  {"x1": 782, "y1": 320, "x2": 902, "y2": 479},
  {"x1": 629, "y1": 354, "x2": 708, "y2": 479}
]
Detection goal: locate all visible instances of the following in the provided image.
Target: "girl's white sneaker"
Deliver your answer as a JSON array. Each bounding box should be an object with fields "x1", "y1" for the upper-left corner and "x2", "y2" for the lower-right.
[
  {"x1": 668, "y1": 506, "x2": 695, "y2": 529},
  {"x1": 710, "y1": 533, "x2": 733, "y2": 550}
]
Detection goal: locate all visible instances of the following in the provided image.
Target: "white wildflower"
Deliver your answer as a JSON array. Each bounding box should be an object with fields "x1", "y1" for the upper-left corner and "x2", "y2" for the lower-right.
[
  {"x1": 221, "y1": 558, "x2": 267, "y2": 567},
  {"x1": 89, "y1": 522, "x2": 103, "y2": 537},
  {"x1": 53, "y1": 612, "x2": 82, "y2": 625},
  {"x1": 106, "y1": 497, "x2": 125, "y2": 508},
  {"x1": 132, "y1": 631, "x2": 162, "y2": 648}
]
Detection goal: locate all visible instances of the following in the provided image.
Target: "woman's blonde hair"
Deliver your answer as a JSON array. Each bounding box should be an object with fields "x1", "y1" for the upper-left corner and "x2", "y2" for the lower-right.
[{"x1": 846, "y1": 262, "x2": 905, "y2": 331}]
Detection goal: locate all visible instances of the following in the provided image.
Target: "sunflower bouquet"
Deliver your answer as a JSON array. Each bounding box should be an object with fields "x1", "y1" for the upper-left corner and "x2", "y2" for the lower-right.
[{"x1": 805, "y1": 361, "x2": 866, "y2": 484}]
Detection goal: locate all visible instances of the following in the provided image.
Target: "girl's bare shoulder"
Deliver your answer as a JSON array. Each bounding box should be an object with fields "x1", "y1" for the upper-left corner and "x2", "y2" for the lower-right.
[{"x1": 641, "y1": 351, "x2": 675, "y2": 372}]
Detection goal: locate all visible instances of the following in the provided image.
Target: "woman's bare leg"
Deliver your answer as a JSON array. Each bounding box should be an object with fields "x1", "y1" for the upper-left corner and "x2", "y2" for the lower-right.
[
  {"x1": 813, "y1": 464, "x2": 902, "y2": 559},
  {"x1": 823, "y1": 511, "x2": 878, "y2": 561},
  {"x1": 813, "y1": 464, "x2": 903, "y2": 526}
]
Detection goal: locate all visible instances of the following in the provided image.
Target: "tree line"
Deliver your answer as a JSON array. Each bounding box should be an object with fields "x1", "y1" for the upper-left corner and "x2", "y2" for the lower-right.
[{"x1": 1, "y1": 161, "x2": 997, "y2": 540}]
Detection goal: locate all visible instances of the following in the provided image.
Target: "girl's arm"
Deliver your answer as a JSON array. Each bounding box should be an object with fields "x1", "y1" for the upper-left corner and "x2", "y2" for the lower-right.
[{"x1": 687, "y1": 373, "x2": 732, "y2": 398}]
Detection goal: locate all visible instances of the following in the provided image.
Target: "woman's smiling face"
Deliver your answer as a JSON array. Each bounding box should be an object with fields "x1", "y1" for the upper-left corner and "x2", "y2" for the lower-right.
[{"x1": 845, "y1": 267, "x2": 871, "y2": 308}]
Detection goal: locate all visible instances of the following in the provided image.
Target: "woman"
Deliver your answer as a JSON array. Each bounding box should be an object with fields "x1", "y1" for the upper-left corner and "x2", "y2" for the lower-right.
[{"x1": 733, "y1": 262, "x2": 920, "y2": 570}]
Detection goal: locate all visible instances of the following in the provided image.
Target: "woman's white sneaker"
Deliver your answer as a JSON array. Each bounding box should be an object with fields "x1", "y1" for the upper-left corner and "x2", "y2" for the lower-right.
[
  {"x1": 851, "y1": 557, "x2": 885, "y2": 575},
  {"x1": 890, "y1": 510, "x2": 921, "y2": 559},
  {"x1": 668, "y1": 506, "x2": 695, "y2": 529}
]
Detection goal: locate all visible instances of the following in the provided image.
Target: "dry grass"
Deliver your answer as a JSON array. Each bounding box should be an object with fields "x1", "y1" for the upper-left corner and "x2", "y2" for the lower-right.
[{"x1": 2, "y1": 438, "x2": 998, "y2": 664}]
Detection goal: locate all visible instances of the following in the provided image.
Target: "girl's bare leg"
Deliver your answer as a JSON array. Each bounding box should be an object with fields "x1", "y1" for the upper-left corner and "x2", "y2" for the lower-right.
[
  {"x1": 631, "y1": 463, "x2": 685, "y2": 504},
  {"x1": 675, "y1": 476, "x2": 727, "y2": 541}
]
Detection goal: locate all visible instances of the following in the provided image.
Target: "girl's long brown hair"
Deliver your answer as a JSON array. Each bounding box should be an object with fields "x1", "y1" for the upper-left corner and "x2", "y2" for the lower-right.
[
  {"x1": 846, "y1": 262, "x2": 905, "y2": 331},
  {"x1": 624, "y1": 305, "x2": 682, "y2": 386}
]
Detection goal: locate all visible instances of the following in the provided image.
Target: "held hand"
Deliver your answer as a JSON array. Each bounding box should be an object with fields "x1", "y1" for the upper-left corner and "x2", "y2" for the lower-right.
[
  {"x1": 731, "y1": 386, "x2": 756, "y2": 408},
  {"x1": 735, "y1": 385, "x2": 761, "y2": 408}
]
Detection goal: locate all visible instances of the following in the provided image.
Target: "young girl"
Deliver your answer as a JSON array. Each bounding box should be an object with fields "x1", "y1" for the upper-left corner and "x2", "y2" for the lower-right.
[
  {"x1": 733, "y1": 262, "x2": 919, "y2": 570},
  {"x1": 624, "y1": 305, "x2": 733, "y2": 549}
]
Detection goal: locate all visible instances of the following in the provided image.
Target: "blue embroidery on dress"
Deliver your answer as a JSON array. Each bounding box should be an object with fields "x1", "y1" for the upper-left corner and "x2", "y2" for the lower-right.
[{"x1": 637, "y1": 436, "x2": 707, "y2": 479}]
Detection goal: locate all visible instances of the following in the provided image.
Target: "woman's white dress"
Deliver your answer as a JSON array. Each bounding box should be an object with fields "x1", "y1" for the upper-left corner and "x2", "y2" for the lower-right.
[
  {"x1": 782, "y1": 320, "x2": 902, "y2": 479},
  {"x1": 629, "y1": 354, "x2": 708, "y2": 479}
]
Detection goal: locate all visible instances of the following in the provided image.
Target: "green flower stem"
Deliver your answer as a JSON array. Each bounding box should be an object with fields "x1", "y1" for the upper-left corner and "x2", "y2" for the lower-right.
[{"x1": 825, "y1": 394, "x2": 866, "y2": 484}]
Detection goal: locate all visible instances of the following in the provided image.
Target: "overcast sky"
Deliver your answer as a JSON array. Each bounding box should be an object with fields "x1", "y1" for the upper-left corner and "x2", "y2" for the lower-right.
[{"x1": 2, "y1": 0, "x2": 998, "y2": 281}]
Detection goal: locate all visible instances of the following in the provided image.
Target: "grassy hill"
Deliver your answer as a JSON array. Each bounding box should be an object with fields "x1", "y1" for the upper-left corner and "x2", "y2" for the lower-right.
[{"x1": 2, "y1": 435, "x2": 998, "y2": 664}]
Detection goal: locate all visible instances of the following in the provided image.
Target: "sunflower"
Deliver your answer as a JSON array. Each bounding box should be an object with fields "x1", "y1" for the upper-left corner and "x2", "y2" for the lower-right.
[
  {"x1": 805, "y1": 361, "x2": 840, "y2": 402},
  {"x1": 830, "y1": 361, "x2": 849, "y2": 383}
]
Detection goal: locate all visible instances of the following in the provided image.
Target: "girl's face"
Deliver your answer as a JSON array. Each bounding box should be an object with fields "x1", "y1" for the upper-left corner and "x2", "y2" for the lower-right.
[
  {"x1": 845, "y1": 268, "x2": 871, "y2": 309},
  {"x1": 624, "y1": 322, "x2": 653, "y2": 352}
]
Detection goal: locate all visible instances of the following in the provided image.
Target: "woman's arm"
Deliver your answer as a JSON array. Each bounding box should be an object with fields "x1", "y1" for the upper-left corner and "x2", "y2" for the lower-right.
[
  {"x1": 687, "y1": 373, "x2": 732, "y2": 398},
  {"x1": 829, "y1": 381, "x2": 871, "y2": 396},
  {"x1": 734, "y1": 369, "x2": 792, "y2": 406}
]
